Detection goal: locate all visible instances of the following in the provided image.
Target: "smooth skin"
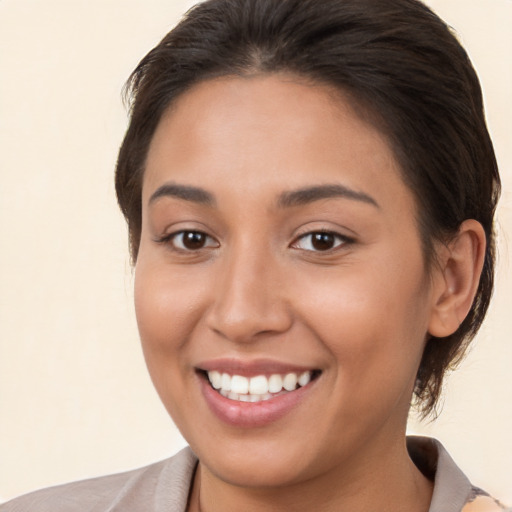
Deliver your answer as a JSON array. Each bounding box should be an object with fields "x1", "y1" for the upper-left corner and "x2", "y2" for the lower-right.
[{"x1": 134, "y1": 75, "x2": 486, "y2": 512}]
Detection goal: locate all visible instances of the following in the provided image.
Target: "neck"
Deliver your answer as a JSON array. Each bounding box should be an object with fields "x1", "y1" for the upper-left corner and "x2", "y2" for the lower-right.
[{"x1": 188, "y1": 435, "x2": 433, "y2": 512}]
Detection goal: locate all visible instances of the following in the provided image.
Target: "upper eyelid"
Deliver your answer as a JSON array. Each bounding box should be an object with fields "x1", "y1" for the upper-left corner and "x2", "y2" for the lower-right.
[
  {"x1": 291, "y1": 218, "x2": 357, "y2": 238},
  {"x1": 155, "y1": 229, "x2": 218, "y2": 245},
  {"x1": 290, "y1": 230, "x2": 354, "y2": 250},
  {"x1": 293, "y1": 228, "x2": 354, "y2": 242}
]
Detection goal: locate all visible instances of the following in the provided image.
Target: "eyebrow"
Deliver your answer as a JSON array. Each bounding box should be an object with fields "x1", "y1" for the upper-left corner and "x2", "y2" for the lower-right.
[
  {"x1": 148, "y1": 182, "x2": 379, "y2": 209},
  {"x1": 277, "y1": 184, "x2": 379, "y2": 209},
  {"x1": 148, "y1": 183, "x2": 216, "y2": 207}
]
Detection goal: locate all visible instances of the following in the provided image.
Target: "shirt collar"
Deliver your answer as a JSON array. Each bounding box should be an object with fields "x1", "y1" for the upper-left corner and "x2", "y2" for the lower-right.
[{"x1": 408, "y1": 436, "x2": 474, "y2": 512}]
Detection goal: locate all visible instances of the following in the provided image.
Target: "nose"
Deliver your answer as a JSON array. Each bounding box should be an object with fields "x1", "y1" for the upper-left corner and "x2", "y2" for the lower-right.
[{"x1": 205, "y1": 242, "x2": 293, "y2": 343}]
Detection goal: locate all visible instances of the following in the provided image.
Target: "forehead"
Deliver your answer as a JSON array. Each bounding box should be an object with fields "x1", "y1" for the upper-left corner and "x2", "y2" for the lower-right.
[{"x1": 143, "y1": 74, "x2": 414, "y2": 216}]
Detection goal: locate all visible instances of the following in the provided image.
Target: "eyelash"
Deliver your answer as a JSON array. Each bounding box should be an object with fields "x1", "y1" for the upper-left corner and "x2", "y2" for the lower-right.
[
  {"x1": 155, "y1": 231, "x2": 219, "y2": 252},
  {"x1": 156, "y1": 229, "x2": 353, "y2": 253},
  {"x1": 291, "y1": 230, "x2": 354, "y2": 252}
]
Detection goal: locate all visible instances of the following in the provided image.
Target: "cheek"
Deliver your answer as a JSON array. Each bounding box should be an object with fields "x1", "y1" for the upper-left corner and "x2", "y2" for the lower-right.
[
  {"x1": 133, "y1": 261, "x2": 211, "y2": 426},
  {"x1": 295, "y1": 257, "x2": 430, "y2": 387},
  {"x1": 133, "y1": 260, "x2": 208, "y2": 366}
]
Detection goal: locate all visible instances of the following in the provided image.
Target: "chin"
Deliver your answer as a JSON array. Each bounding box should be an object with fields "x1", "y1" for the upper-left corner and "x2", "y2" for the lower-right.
[
  {"x1": 198, "y1": 444, "x2": 318, "y2": 489},
  {"x1": 186, "y1": 422, "x2": 344, "y2": 491}
]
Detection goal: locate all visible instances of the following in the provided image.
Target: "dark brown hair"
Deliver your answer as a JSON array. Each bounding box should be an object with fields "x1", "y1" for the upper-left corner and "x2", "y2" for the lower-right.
[{"x1": 115, "y1": 0, "x2": 500, "y2": 416}]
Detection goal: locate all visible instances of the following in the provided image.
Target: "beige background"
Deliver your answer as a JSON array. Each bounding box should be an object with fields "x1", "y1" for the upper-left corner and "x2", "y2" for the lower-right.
[{"x1": 0, "y1": 0, "x2": 510, "y2": 504}]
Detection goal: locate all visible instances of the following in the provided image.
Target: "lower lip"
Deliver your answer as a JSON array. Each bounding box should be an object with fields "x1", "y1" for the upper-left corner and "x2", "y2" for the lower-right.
[{"x1": 199, "y1": 374, "x2": 317, "y2": 428}]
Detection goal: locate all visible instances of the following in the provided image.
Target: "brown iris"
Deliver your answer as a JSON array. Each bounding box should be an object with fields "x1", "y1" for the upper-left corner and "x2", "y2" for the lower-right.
[
  {"x1": 311, "y1": 232, "x2": 336, "y2": 251},
  {"x1": 181, "y1": 231, "x2": 208, "y2": 250}
]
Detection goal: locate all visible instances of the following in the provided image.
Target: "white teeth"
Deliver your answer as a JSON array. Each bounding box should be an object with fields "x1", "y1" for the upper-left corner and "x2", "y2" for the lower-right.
[
  {"x1": 209, "y1": 371, "x2": 222, "y2": 389},
  {"x1": 206, "y1": 370, "x2": 315, "y2": 402},
  {"x1": 221, "y1": 373, "x2": 231, "y2": 392},
  {"x1": 268, "y1": 374, "x2": 283, "y2": 393},
  {"x1": 298, "y1": 371, "x2": 311, "y2": 387},
  {"x1": 283, "y1": 373, "x2": 298, "y2": 391},
  {"x1": 249, "y1": 375, "x2": 269, "y2": 395},
  {"x1": 231, "y1": 375, "x2": 249, "y2": 394}
]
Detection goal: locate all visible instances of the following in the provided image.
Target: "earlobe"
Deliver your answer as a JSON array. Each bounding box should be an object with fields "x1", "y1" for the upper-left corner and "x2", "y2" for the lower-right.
[{"x1": 428, "y1": 220, "x2": 486, "y2": 338}]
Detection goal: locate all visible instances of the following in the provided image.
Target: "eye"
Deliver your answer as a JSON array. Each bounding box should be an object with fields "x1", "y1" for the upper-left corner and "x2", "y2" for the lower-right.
[
  {"x1": 160, "y1": 230, "x2": 219, "y2": 251},
  {"x1": 292, "y1": 231, "x2": 351, "y2": 252}
]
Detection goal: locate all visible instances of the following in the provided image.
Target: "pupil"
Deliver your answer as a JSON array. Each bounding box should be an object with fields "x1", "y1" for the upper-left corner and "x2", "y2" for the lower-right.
[
  {"x1": 312, "y1": 233, "x2": 334, "y2": 251},
  {"x1": 183, "y1": 232, "x2": 205, "y2": 249}
]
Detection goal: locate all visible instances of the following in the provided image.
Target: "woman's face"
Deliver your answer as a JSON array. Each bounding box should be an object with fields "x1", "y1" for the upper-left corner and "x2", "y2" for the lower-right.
[{"x1": 135, "y1": 75, "x2": 441, "y2": 488}]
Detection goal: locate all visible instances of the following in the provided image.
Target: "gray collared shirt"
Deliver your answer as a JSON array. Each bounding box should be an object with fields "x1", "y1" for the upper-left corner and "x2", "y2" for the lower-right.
[{"x1": 1, "y1": 437, "x2": 509, "y2": 511}]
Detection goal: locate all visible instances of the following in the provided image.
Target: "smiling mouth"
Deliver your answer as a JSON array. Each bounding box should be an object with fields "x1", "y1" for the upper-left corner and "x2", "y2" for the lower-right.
[{"x1": 200, "y1": 369, "x2": 322, "y2": 403}]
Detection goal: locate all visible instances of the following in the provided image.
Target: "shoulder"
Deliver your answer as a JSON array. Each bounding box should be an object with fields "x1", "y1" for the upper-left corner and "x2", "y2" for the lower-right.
[
  {"x1": 462, "y1": 488, "x2": 512, "y2": 512},
  {"x1": 407, "y1": 436, "x2": 511, "y2": 512},
  {"x1": 0, "y1": 447, "x2": 198, "y2": 512}
]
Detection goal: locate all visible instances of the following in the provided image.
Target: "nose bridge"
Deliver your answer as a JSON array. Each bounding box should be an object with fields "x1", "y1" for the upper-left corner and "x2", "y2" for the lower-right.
[{"x1": 207, "y1": 236, "x2": 291, "y2": 342}]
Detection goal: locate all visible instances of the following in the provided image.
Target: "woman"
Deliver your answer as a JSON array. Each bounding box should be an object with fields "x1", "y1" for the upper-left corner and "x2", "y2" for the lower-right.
[{"x1": 1, "y1": 0, "x2": 508, "y2": 510}]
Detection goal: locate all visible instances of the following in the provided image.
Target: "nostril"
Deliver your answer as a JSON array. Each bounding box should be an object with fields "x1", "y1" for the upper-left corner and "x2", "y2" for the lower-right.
[
  {"x1": 205, "y1": 300, "x2": 294, "y2": 343},
  {"x1": 204, "y1": 263, "x2": 293, "y2": 342}
]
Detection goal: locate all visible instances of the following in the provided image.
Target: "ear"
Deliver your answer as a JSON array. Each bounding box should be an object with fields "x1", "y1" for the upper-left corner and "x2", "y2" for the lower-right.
[{"x1": 428, "y1": 219, "x2": 487, "y2": 338}]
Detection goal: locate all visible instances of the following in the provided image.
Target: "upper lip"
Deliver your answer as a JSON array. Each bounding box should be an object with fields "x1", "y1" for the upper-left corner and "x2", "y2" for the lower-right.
[{"x1": 196, "y1": 358, "x2": 319, "y2": 377}]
